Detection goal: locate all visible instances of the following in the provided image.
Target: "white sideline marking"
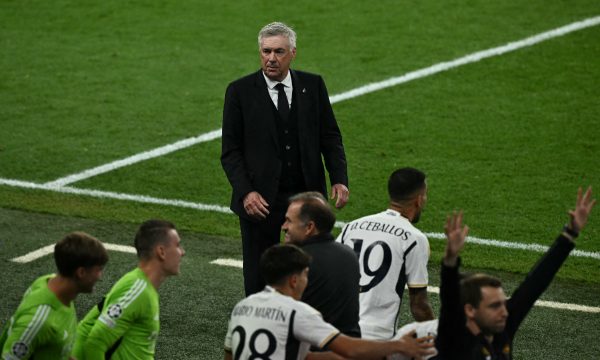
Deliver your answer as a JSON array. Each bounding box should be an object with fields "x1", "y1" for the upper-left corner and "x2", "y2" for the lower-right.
[
  {"x1": 2, "y1": 177, "x2": 599, "y2": 260},
  {"x1": 40, "y1": 16, "x2": 600, "y2": 187},
  {"x1": 425, "y1": 232, "x2": 600, "y2": 260},
  {"x1": 43, "y1": 129, "x2": 222, "y2": 187},
  {"x1": 210, "y1": 258, "x2": 244, "y2": 268},
  {"x1": 10, "y1": 244, "x2": 55, "y2": 264},
  {"x1": 210, "y1": 258, "x2": 600, "y2": 313},
  {"x1": 11, "y1": 243, "x2": 136, "y2": 264},
  {"x1": 0, "y1": 178, "x2": 232, "y2": 214}
]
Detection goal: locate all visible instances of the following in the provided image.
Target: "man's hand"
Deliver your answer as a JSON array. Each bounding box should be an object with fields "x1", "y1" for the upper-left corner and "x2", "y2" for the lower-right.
[
  {"x1": 243, "y1": 191, "x2": 270, "y2": 220},
  {"x1": 443, "y1": 211, "x2": 469, "y2": 267},
  {"x1": 397, "y1": 331, "x2": 435, "y2": 360},
  {"x1": 568, "y1": 186, "x2": 596, "y2": 234},
  {"x1": 331, "y1": 184, "x2": 349, "y2": 209}
]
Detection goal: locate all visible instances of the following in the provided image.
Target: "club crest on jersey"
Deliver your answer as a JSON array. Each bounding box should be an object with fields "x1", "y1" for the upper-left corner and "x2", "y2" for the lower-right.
[
  {"x1": 107, "y1": 304, "x2": 123, "y2": 319},
  {"x1": 11, "y1": 342, "x2": 28, "y2": 358}
]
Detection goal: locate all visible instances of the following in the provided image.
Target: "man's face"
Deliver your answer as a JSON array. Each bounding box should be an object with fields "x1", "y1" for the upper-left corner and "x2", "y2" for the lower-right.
[
  {"x1": 77, "y1": 265, "x2": 104, "y2": 293},
  {"x1": 282, "y1": 202, "x2": 309, "y2": 244},
  {"x1": 162, "y1": 229, "x2": 185, "y2": 276},
  {"x1": 260, "y1": 35, "x2": 296, "y2": 82},
  {"x1": 470, "y1": 286, "x2": 509, "y2": 335}
]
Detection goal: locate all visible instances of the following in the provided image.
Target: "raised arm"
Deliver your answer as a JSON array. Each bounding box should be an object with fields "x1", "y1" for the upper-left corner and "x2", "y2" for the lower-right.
[
  {"x1": 507, "y1": 187, "x2": 596, "y2": 331},
  {"x1": 436, "y1": 211, "x2": 469, "y2": 356}
]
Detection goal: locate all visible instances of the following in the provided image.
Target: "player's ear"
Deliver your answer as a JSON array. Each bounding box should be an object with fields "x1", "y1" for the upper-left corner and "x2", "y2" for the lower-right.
[
  {"x1": 464, "y1": 303, "x2": 476, "y2": 319},
  {"x1": 155, "y1": 244, "x2": 167, "y2": 261},
  {"x1": 288, "y1": 273, "x2": 298, "y2": 289},
  {"x1": 74, "y1": 266, "x2": 86, "y2": 279},
  {"x1": 304, "y1": 220, "x2": 316, "y2": 236}
]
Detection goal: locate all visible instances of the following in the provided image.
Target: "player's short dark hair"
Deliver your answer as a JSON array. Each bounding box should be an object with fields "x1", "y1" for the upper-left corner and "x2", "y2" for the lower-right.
[
  {"x1": 460, "y1": 273, "x2": 503, "y2": 308},
  {"x1": 260, "y1": 244, "x2": 311, "y2": 286},
  {"x1": 54, "y1": 232, "x2": 108, "y2": 277},
  {"x1": 289, "y1": 192, "x2": 335, "y2": 233},
  {"x1": 388, "y1": 167, "x2": 426, "y2": 203},
  {"x1": 134, "y1": 219, "x2": 176, "y2": 260}
]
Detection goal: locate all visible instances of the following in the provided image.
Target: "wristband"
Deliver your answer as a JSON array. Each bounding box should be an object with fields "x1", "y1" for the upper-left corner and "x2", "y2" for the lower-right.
[{"x1": 562, "y1": 225, "x2": 579, "y2": 240}]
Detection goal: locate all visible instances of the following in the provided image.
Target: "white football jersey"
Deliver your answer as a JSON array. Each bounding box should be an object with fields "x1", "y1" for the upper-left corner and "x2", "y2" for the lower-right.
[
  {"x1": 224, "y1": 286, "x2": 340, "y2": 360},
  {"x1": 387, "y1": 320, "x2": 438, "y2": 360},
  {"x1": 336, "y1": 209, "x2": 430, "y2": 340}
]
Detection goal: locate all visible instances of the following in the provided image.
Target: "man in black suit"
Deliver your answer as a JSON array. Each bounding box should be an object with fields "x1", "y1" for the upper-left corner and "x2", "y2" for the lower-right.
[
  {"x1": 221, "y1": 22, "x2": 349, "y2": 296},
  {"x1": 282, "y1": 192, "x2": 361, "y2": 338}
]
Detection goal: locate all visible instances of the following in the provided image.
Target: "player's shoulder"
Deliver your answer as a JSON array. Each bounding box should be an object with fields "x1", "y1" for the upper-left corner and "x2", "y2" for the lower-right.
[
  {"x1": 228, "y1": 70, "x2": 262, "y2": 88},
  {"x1": 344, "y1": 211, "x2": 382, "y2": 227},
  {"x1": 406, "y1": 224, "x2": 427, "y2": 242},
  {"x1": 291, "y1": 69, "x2": 322, "y2": 81},
  {"x1": 246, "y1": 287, "x2": 322, "y2": 318},
  {"x1": 106, "y1": 268, "x2": 154, "y2": 302},
  {"x1": 18, "y1": 275, "x2": 62, "y2": 311}
]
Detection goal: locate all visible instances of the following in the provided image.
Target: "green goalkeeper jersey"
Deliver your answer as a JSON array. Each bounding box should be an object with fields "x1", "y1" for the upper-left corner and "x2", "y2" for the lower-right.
[
  {"x1": 72, "y1": 268, "x2": 159, "y2": 360},
  {"x1": 0, "y1": 274, "x2": 77, "y2": 360}
]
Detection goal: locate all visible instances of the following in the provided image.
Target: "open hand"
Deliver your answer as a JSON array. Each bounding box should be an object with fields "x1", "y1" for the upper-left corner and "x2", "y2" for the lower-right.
[
  {"x1": 443, "y1": 211, "x2": 469, "y2": 267},
  {"x1": 568, "y1": 186, "x2": 596, "y2": 234}
]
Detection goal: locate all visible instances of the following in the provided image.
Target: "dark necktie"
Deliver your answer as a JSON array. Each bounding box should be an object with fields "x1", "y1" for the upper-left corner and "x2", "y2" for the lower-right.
[{"x1": 275, "y1": 83, "x2": 289, "y2": 121}]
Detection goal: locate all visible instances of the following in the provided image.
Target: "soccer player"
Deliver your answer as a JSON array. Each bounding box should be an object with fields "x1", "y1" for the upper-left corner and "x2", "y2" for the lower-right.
[
  {"x1": 336, "y1": 167, "x2": 434, "y2": 340},
  {"x1": 0, "y1": 232, "x2": 108, "y2": 360},
  {"x1": 437, "y1": 187, "x2": 595, "y2": 359},
  {"x1": 224, "y1": 244, "x2": 434, "y2": 360},
  {"x1": 72, "y1": 219, "x2": 185, "y2": 360},
  {"x1": 282, "y1": 192, "x2": 361, "y2": 337}
]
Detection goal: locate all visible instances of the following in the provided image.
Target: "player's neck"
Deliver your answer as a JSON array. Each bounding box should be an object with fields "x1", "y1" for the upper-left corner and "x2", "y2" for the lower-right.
[
  {"x1": 138, "y1": 262, "x2": 167, "y2": 290},
  {"x1": 388, "y1": 202, "x2": 415, "y2": 222},
  {"x1": 466, "y1": 319, "x2": 494, "y2": 343},
  {"x1": 47, "y1": 275, "x2": 78, "y2": 306},
  {"x1": 271, "y1": 284, "x2": 297, "y2": 300}
]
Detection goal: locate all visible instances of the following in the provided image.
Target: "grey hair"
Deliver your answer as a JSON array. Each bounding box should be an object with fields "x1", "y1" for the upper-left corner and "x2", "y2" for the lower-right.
[{"x1": 258, "y1": 22, "x2": 297, "y2": 49}]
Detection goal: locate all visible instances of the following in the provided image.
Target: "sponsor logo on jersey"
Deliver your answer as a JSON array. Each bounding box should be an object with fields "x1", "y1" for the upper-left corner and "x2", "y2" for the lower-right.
[{"x1": 11, "y1": 342, "x2": 28, "y2": 358}]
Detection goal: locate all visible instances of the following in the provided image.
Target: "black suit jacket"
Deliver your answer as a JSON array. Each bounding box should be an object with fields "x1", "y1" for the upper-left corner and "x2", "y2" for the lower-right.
[{"x1": 221, "y1": 69, "x2": 348, "y2": 219}]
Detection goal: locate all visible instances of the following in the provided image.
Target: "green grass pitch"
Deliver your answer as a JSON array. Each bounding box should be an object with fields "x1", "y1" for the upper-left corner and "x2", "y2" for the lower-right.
[{"x1": 1, "y1": 0, "x2": 599, "y2": 358}]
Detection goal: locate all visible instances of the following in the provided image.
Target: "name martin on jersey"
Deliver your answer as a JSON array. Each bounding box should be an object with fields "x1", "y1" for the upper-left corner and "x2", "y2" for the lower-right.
[{"x1": 231, "y1": 305, "x2": 287, "y2": 323}]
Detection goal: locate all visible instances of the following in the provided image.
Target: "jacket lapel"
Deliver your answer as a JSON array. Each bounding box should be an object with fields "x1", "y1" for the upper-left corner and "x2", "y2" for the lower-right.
[
  {"x1": 291, "y1": 70, "x2": 307, "y2": 153},
  {"x1": 254, "y1": 70, "x2": 279, "y2": 149}
]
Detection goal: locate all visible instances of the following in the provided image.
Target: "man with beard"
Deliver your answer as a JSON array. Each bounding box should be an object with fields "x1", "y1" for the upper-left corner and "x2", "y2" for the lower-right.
[
  {"x1": 282, "y1": 191, "x2": 361, "y2": 338},
  {"x1": 337, "y1": 167, "x2": 434, "y2": 340},
  {"x1": 437, "y1": 187, "x2": 596, "y2": 359}
]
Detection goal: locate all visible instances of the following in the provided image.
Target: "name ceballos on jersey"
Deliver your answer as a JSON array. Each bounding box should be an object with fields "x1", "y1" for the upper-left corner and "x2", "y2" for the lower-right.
[
  {"x1": 347, "y1": 219, "x2": 411, "y2": 240},
  {"x1": 231, "y1": 305, "x2": 287, "y2": 323}
]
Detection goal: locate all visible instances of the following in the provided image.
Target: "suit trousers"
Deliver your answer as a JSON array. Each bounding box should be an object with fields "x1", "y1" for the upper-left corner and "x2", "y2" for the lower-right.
[{"x1": 239, "y1": 191, "x2": 293, "y2": 296}]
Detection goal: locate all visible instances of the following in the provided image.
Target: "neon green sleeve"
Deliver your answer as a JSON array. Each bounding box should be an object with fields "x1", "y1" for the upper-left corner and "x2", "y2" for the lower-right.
[
  {"x1": 82, "y1": 296, "x2": 140, "y2": 360},
  {"x1": 80, "y1": 270, "x2": 158, "y2": 360},
  {"x1": 1, "y1": 305, "x2": 51, "y2": 359}
]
